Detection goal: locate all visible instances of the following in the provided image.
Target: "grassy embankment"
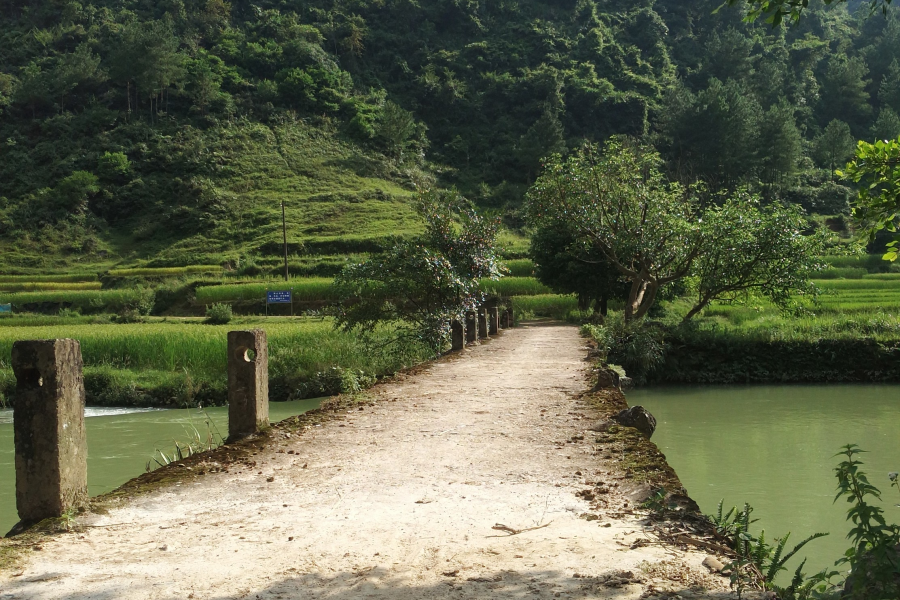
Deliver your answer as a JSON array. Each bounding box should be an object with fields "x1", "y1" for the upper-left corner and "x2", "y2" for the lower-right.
[{"x1": 646, "y1": 276, "x2": 900, "y2": 384}]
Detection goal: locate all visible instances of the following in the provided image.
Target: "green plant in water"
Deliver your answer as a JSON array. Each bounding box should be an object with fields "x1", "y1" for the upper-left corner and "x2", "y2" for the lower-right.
[{"x1": 145, "y1": 410, "x2": 224, "y2": 471}]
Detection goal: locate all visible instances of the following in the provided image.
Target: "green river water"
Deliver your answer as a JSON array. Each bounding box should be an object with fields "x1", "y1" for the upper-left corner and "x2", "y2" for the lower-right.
[
  {"x1": 630, "y1": 384, "x2": 900, "y2": 578},
  {"x1": 0, "y1": 399, "x2": 322, "y2": 536}
]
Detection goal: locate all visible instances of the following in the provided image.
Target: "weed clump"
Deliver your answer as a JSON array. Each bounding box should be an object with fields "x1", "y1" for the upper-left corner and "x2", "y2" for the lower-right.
[{"x1": 205, "y1": 303, "x2": 233, "y2": 325}]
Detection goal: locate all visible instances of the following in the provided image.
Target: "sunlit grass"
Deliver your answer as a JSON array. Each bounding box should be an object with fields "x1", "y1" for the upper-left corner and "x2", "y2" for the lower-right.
[
  {"x1": 0, "y1": 281, "x2": 102, "y2": 292},
  {"x1": 195, "y1": 278, "x2": 336, "y2": 304},
  {"x1": 108, "y1": 266, "x2": 223, "y2": 278}
]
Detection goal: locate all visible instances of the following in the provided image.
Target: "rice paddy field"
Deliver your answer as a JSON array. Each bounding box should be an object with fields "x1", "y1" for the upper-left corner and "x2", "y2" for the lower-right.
[
  {"x1": 0, "y1": 288, "x2": 153, "y2": 313},
  {"x1": 2, "y1": 255, "x2": 900, "y2": 406},
  {"x1": 194, "y1": 278, "x2": 336, "y2": 304},
  {"x1": 0, "y1": 318, "x2": 432, "y2": 408},
  {"x1": 682, "y1": 276, "x2": 900, "y2": 342}
]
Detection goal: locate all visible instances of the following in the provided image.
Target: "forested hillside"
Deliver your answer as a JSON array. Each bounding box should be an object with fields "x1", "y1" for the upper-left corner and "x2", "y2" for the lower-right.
[{"x1": 0, "y1": 0, "x2": 897, "y2": 270}]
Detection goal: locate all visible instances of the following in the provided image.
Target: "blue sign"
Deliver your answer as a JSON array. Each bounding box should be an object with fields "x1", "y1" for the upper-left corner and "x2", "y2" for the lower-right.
[
  {"x1": 267, "y1": 290, "x2": 292, "y2": 304},
  {"x1": 0, "y1": 304, "x2": 10, "y2": 313}
]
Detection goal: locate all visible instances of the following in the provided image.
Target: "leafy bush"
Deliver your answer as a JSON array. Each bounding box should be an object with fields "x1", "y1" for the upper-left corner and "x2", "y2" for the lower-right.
[
  {"x1": 581, "y1": 317, "x2": 667, "y2": 384},
  {"x1": 296, "y1": 367, "x2": 375, "y2": 398},
  {"x1": 114, "y1": 308, "x2": 145, "y2": 324},
  {"x1": 205, "y1": 303, "x2": 233, "y2": 325}
]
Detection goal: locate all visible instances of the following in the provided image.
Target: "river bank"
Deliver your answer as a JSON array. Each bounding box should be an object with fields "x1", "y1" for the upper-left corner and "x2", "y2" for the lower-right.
[{"x1": 0, "y1": 322, "x2": 738, "y2": 599}]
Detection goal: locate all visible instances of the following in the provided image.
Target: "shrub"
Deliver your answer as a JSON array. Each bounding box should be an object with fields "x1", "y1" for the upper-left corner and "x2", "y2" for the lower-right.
[
  {"x1": 581, "y1": 316, "x2": 667, "y2": 384},
  {"x1": 115, "y1": 308, "x2": 145, "y2": 324},
  {"x1": 205, "y1": 303, "x2": 233, "y2": 325}
]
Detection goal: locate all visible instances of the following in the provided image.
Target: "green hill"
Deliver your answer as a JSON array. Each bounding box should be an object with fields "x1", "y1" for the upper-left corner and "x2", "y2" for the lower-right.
[{"x1": 1, "y1": 0, "x2": 900, "y2": 271}]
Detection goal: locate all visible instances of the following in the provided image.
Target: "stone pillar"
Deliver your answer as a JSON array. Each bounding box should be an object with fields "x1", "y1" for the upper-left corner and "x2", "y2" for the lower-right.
[
  {"x1": 478, "y1": 310, "x2": 488, "y2": 339},
  {"x1": 227, "y1": 329, "x2": 269, "y2": 441},
  {"x1": 11, "y1": 339, "x2": 88, "y2": 524},
  {"x1": 489, "y1": 307, "x2": 499, "y2": 335},
  {"x1": 451, "y1": 320, "x2": 465, "y2": 351},
  {"x1": 465, "y1": 311, "x2": 477, "y2": 343}
]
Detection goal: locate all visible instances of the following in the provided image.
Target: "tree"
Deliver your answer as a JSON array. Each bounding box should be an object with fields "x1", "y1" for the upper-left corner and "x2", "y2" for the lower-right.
[
  {"x1": 52, "y1": 171, "x2": 99, "y2": 219},
  {"x1": 758, "y1": 100, "x2": 802, "y2": 187},
  {"x1": 879, "y1": 59, "x2": 900, "y2": 114},
  {"x1": 529, "y1": 224, "x2": 628, "y2": 317},
  {"x1": 724, "y1": 0, "x2": 893, "y2": 26},
  {"x1": 702, "y1": 28, "x2": 754, "y2": 83},
  {"x1": 374, "y1": 101, "x2": 420, "y2": 159},
  {"x1": 819, "y1": 57, "x2": 871, "y2": 132},
  {"x1": 332, "y1": 191, "x2": 501, "y2": 353},
  {"x1": 52, "y1": 43, "x2": 103, "y2": 113},
  {"x1": 872, "y1": 108, "x2": 900, "y2": 141},
  {"x1": 842, "y1": 137, "x2": 900, "y2": 260},
  {"x1": 658, "y1": 78, "x2": 762, "y2": 189},
  {"x1": 0, "y1": 72, "x2": 15, "y2": 116},
  {"x1": 814, "y1": 119, "x2": 856, "y2": 179},
  {"x1": 518, "y1": 108, "x2": 566, "y2": 179},
  {"x1": 107, "y1": 21, "x2": 185, "y2": 119},
  {"x1": 526, "y1": 139, "x2": 704, "y2": 322},
  {"x1": 684, "y1": 193, "x2": 824, "y2": 321}
]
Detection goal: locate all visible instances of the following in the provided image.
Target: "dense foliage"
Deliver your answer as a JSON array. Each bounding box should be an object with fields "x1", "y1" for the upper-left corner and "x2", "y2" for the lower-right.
[
  {"x1": 331, "y1": 191, "x2": 501, "y2": 353},
  {"x1": 843, "y1": 137, "x2": 900, "y2": 259},
  {"x1": 2, "y1": 0, "x2": 900, "y2": 266},
  {"x1": 526, "y1": 140, "x2": 822, "y2": 321}
]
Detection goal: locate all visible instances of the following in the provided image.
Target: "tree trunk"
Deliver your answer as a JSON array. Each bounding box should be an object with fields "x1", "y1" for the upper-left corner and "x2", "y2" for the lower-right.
[
  {"x1": 682, "y1": 294, "x2": 714, "y2": 323},
  {"x1": 632, "y1": 281, "x2": 659, "y2": 320},
  {"x1": 625, "y1": 277, "x2": 650, "y2": 323}
]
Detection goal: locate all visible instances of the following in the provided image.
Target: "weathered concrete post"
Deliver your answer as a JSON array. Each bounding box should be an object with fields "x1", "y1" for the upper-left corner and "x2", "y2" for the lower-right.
[
  {"x1": 465, "y1": 311, "x2": 477, "y2": 344},
  {"x1": 489, "y1": 307, "x2": 499, "y2": 335},
  {"x1": 11, "y1": 339, "x2": 88, "y2": 525},
  {"x1": 478, "y1": 309, "x2": 488, "y2": 339},
  {"x1": 227, "y1": 329, "x2": 269, "y2": 441},
  {"x1": 450, "y1": 320, "x2": 465, "y2": 351}
]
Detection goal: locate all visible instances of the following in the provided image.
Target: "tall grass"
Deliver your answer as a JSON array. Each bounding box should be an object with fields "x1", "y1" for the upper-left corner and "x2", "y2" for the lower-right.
[
  {"x1": 502, "y1": 259, "x2": 534, "y2": 277},
  {"x1": 0, "y1": 288, "x2": 152, "y2": 312},
  {"x1": 0, "y1": 281, "x2": 102, "y2": 292},
  {"x1": 479, "y1": 277, "x2": 552, "y2": 297},
  {"x1": 820, "y1": 254, "x2": 892, "y2": 272},
  {"x1": 511, "y1": 294, "x2": 579, "y2": 319},
  {"x1": 0, "y1": 274, "x2": 98, "y2": 283},
  {"x1": 813, "y1": 267, "x2": 867, "y2": 279},
  {"x1": 0, "y1": 319, "x2": 433, "y2": 405},
  {"x1": 108, "y1": 265, "x2": 223, "y2": 277},
  {"x1": 194, "y1": 278, "x2": 336, "y2": 304}
]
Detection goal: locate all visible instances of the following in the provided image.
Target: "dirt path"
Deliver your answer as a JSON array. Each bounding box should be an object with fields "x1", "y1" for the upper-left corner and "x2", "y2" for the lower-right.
[{"x1": 0, "y1": 322, "x2": 728, "y2": 599}]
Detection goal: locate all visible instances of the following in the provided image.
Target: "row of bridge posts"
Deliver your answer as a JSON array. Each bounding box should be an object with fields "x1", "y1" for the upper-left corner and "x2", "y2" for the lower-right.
[
  {"x1": 8, "y1": 330, "x2": 271, "y2": 530},
  {"x1": 8, "y1": 303, "x2": 513, "y2": 529},
  {"x1": 450, "y1": 303, "x2": 513, "y2": 352}
]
